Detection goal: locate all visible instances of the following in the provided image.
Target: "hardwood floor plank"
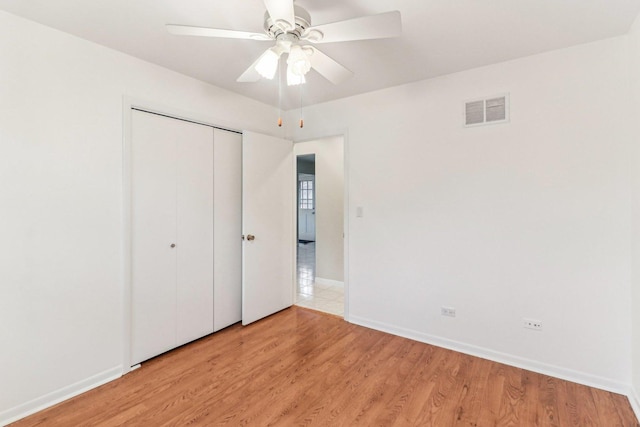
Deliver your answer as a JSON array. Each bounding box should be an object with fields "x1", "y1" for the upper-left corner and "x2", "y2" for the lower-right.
[
  {"x1": 390, "y1": 347, "x2": 446, "y2": 426},
  {"x1": 11, "y1": 307, "x2": 639, "y2": 427},
  {"x1": 539, "y1": 375, "x2": 562, "y2": 427},
  {"x1": 368, "y1": 340, "x2": 435, "y2": 426},
  {"x1": 282, "y1": 327, "x2": 395, "y2": 425},
  {"x1": 452, "y1": 357, "x2": 493, "y2": 426},
  {"x1": 409, "y1": 350, "x2": 467, "y2": 426},
  {"x1": 593, "y1": 388, "x2": 631, "y2": 426},
  {"x1": 228, "y1": 323, "x2": 369, "y2": 425},
  {"x1": 346, "y1": 337, "x2": 426, "y2": 425},
  {"x1": 522, "y1": 369, "x2": 543, "y2": 426},
  {"x1": 477, "y1": 359, "x2": 508, "y2": 423},
  {"x1": 495, "y1": 365, "x2": 526, "y2": 426},
  {"x1": 154, "y1": 309, "x2": 351, "y2": 425},
  {"x1": 304, "y1": 333, "x2": 401, "y2": 426},
  {"x1": 427, "y1": 351, "x2": 475, "y2": 426}
]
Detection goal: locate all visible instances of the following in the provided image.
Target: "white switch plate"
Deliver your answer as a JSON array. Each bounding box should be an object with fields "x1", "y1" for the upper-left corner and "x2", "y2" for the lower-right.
[{"x1": 356, "y1": 206, "x2": 364, "y2": 217}]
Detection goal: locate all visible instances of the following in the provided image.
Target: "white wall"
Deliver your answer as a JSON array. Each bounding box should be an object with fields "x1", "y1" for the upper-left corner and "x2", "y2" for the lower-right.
[
  {"x1": 294, "y1": 137, "x2": 344, "y2": 282},
  {"x1": 0, "y1": 10, "x2": 277, "y2": 424},
  {"x1": 629, "y1": 12, "x2": 640, "y2": 414},
  {"x1": 2, "y1": 6, "x2": 639, "y2": 423},
  {"x1": 288, "y1": 36, "x2": 635, "y2": 391}
]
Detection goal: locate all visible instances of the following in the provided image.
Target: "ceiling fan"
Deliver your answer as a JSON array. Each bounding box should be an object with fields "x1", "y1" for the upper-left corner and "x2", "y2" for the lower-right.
[{"x1": 166, "y1": 0, "x2": 402, "y2": 87}]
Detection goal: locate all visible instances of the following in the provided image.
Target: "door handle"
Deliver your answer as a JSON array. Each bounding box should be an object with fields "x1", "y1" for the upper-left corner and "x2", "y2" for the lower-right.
[{"x1": 246, "y1": 234, "x2": 255, "y2": 241}]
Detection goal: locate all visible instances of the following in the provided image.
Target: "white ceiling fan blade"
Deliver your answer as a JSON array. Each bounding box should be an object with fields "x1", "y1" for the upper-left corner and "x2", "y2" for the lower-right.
[
  {"x1": 166, "y1": 24, "x2": 271, "y2": 41},
  {"x1": 237, "y1": 53, "x2": 267, "y2": 82},
  {"x1": 263, "y1": 0, "x2": 296, "y2": 31},
  {"x1": 309, "y1": 47, "x2": 353, "y2": 85},
  {"x1": 304, "y1": 11, "x2": 401, "y2": 44}
]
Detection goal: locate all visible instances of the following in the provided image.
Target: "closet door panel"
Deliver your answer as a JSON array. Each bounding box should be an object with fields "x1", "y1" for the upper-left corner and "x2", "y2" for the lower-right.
[
  {"x1": 213, "y1": 129, "x2": 242, "y2": 331},
  {"x1": 130, "y1": 110, "x2": 178, "y2": 365},
  {"x1": 176, "y1": 123, "x2": 215, "y2": 346}
]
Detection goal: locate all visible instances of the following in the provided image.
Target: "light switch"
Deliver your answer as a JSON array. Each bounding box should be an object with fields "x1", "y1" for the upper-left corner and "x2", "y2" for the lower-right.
[{"x1": 356, "y1": 206, "x2": 364, "y2": 218}]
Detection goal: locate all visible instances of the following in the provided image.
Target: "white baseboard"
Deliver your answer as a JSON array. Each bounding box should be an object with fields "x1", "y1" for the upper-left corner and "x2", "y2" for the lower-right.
[
  {"x1": 0, "y1": 366, "x2": 122, "y2": 426},
  {"x1": 315, "y1": 277, "x2": 344, "y2": 287},
  {"x1": 348, "y1": 314, "x2": 629, "y2": 395},
  {"x1": 629, "y1": 386, "x2": 640, "y2": 423}
]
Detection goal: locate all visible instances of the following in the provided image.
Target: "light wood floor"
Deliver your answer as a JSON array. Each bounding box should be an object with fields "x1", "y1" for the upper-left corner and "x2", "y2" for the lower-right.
[{"x1": 13, "y1": 306, "x2": 639, "y2": 426}]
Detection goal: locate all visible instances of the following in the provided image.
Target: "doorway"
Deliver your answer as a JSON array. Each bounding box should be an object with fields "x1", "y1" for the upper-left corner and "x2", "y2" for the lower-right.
[{"x1": 293, "y1": 137, "x2": 345, "y2": 317}]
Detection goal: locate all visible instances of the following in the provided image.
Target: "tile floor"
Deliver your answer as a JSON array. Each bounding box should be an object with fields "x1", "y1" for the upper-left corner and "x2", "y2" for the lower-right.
[{"x1": 295, "y1": 241, "x2": 344, "y2": 316}]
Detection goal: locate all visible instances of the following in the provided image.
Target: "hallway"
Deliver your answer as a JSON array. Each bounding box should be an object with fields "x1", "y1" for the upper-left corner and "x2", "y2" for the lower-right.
[{"x1": 295, "y1": 242, "x2": 344, "y2": 317}]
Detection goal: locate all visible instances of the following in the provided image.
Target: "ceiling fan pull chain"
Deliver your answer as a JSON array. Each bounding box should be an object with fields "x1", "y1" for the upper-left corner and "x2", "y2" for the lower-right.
[
  {"x1": 299, "y1": 82, "x2": 304, "y2": 128},
  {"x1": 278, "y1": 58, "x2": 283, "y2": 127}
]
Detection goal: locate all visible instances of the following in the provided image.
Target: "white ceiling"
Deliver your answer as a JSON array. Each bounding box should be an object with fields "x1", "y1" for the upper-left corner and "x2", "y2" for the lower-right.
[{"x1": 1, "y1": 0, "x2": 639, "y2": 110}]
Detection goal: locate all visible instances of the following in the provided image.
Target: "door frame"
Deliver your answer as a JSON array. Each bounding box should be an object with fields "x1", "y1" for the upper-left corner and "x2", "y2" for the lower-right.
[
  {"x1": 292, "y1": 131, "x2": 350, "y2": 320},
  {"x1": 121, "y1": 96, "x2": 242, "y2": 375}
]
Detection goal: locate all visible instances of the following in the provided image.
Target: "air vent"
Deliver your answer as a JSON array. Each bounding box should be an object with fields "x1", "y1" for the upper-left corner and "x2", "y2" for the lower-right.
[
  {"x1": 464, "y1": 94, "x2": 509, "y2": 127},
  {"x1": 465, "y1": 100, "x2": 484, "y2": 126}
]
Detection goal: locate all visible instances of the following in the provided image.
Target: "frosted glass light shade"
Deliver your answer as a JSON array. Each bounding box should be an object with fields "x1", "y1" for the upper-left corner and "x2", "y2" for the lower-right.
[
  {"x1": 287, "y1": 45, "x2": 311, "y2": 77},
  {"x1": 255, "y1": 48, "x2": 280, "y2": 80},
  {"x1": 287, "y1": 66, "x2": 306, "y2": 86}
]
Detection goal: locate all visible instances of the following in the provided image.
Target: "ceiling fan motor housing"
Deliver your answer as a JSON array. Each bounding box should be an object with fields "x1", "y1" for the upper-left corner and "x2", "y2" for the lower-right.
[{"x1": 264, "y1": 5, "x2": 319, "y2": 41}]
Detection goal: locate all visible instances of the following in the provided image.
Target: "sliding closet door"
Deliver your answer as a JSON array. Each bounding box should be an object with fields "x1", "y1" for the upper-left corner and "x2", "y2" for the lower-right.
[
  {"x1": 131, "y1": 110, "x2": 180, "y2": 364},
  {"x1": 130, "y1": 110, "x2": 215, "y2": 364},
  {"x1": 175, "y1": 121, "x2": 214, "y2": 346},
  {"x1": 213, "y1": 129, "x2": 242, "y2": 331}
]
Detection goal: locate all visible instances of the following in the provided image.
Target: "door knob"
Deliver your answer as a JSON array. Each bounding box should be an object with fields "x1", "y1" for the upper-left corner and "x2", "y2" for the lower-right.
[
  {"x1": 246, "y1": 234, "x2": 255, "y2": 241},
  {"x1": 170, "y1": 243, "x2": 176, "y2": 248}
]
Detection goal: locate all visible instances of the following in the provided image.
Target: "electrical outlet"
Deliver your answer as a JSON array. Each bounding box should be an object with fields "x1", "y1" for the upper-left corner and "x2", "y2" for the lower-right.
[
  {"x1": 441, "y1": 306, "x2": 456, "y2": 317},
  {"x1": 523, "y1": 318, "x2": 542, "y2": 331}
]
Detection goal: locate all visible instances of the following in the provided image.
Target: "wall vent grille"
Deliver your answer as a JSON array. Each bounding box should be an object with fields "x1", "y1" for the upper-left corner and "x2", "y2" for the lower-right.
[{"x1": 464, "y1": 94, "x2": 509, "y2": 127}]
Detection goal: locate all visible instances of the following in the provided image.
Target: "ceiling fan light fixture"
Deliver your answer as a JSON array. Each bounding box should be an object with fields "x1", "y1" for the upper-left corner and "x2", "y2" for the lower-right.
[
  {"x1": 255, "y1": 47, "x2": 281, "y2": 80},
  {"x1": 287, "y1": 66, "x2": 306, "y2": 86},
  {"x1": 287, "y1": 45, "x2": 312, "y2": 77}
]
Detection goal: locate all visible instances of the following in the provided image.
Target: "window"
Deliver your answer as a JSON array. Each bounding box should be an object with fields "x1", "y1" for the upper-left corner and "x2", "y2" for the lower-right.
[{"x1": 299, "y1": 180, "x2": 314, "y2": 209}]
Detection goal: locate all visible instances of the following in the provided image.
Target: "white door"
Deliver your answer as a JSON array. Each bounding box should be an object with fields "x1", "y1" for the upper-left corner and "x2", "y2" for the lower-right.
[
  {"x1": 131, "y1": 110, "x2": 214, "y2": 364},
  {"x1": 298, "y1": 173, "x2": 316, "y2": 242},
  {"x1": 175, "y1": 121, "x2": 215, "y2": 347},
  {"x1": 213, "y1": 129, "x2": 243, "y2": 331},
  {"x1": 242, "y1": 131, "x2": 294, "y2": 325},
  {"x1": 131, "y1": 110, "x2": 179, "y2": 364}
]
